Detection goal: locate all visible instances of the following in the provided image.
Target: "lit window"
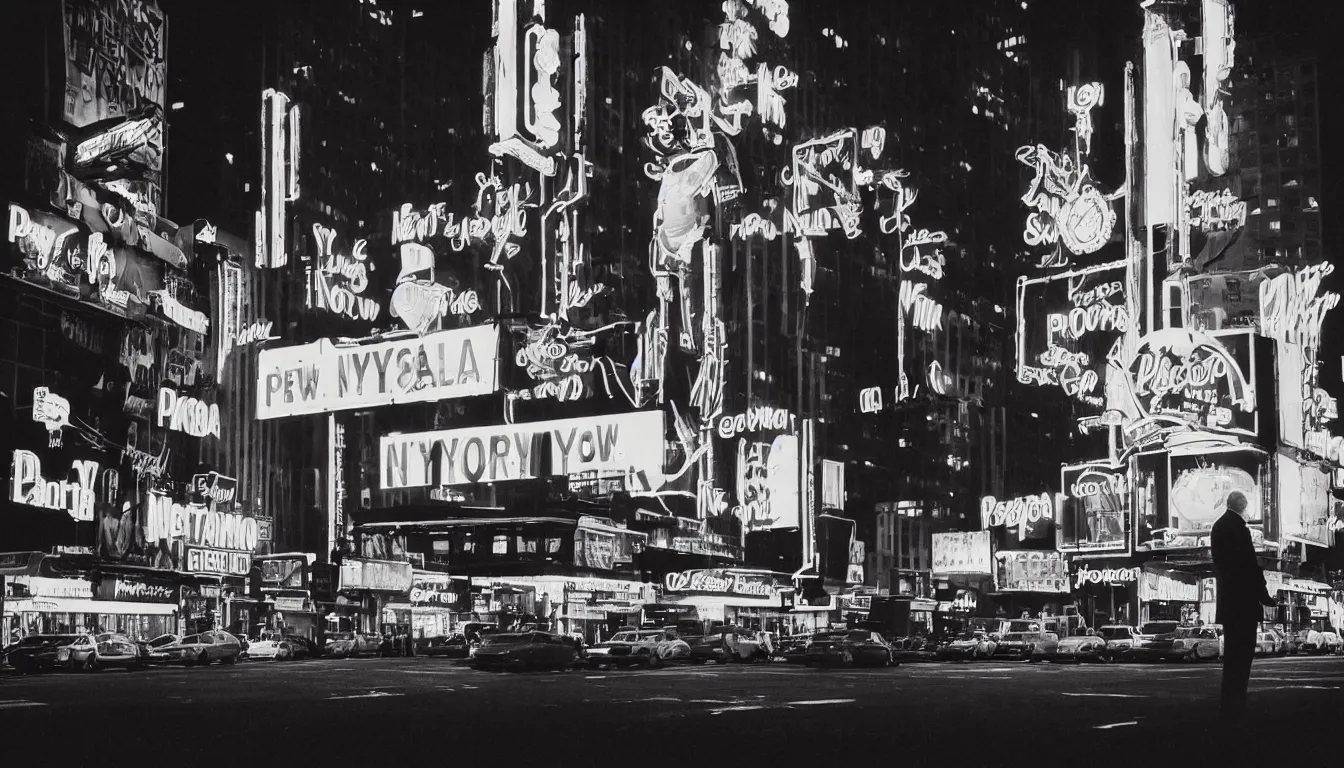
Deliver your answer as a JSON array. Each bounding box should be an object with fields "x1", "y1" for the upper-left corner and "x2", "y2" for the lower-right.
[
  {"x1": 547, "y1": 538, "x2": 562, "y2": 554},
  {"x1": 492, "y1": 535, "x2": 508, "y2": 554}
]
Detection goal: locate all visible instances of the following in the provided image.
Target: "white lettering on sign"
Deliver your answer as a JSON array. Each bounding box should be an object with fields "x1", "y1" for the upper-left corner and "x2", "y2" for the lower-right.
[
  {"x1": 306, "y1": 224, "x2": 379, "y2": 321},
  {"x1": 718, "y1": 406, "x2": 792, "y2": 439},
  {"x1": 186, "y1": 547, "x2": 251, "y2": 577},
  {"x1": 1073, "y1": 566, "x2": 1140, "y2": 590},
  {"x1": 900, "y1": 281, "x2": 945, "y2": 333},
  {"x1": 113, "y1": 580, "x2": 175, "y2": 602},
  {"x1": 663, "y1": 569, "x2": 775, "y2": 598},
  {"x1": 1187, "y1": 189, "x2": 1246, "y2": 231},
  {"x1": 150, "y1": 291, "x2": 210, "y2": 334},
  {"x1": 73, "y1": 117, "x2": 160, "y2": 167},
  {"x1": 380, "y1": 410, "x2": 665, "y2": 490},
  {"x1": 157, "y1": 388, "x2": 221, "y2": 439},
  {"x1": 1259, "y1": 263, "x2": 1339, "y2": 349},
  {"x1": 730, "y1": 212, "x2": 780, "y2": 241},
  {"x1": 1046, "y1": 302, "x2": 1129, "y2": 344},
  {"x1": 859, "y1": 386, "x2": 883, "y2": 414},
  {"x1": 1133, "y1": 351, "x2": 1228, "y2": 402},
  {"x1": 234, "y1": 319, "x2": 277, "y2": 346},
  {"x1": 256, "y1": 324, "x2": 499, "y2": 419},
  {"x1": 144, "y1": 491, "x2": 259, "y2": 552},
  {"x1": 9, "y1": 450, "x2": 97, "y2": 522},
  {"x1": 981, "y1": 493, "x2": 1054, "y2": 532},
  {"x1": 1069, "y1": 473, "x2": 1126, "y2": 498}
]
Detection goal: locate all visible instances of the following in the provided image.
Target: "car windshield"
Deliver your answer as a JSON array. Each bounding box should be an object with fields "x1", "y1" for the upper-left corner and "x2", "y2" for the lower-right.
[
  {"x1": 482, "y1": 634, "x2": 530, "y2": 646},
  {"x1": 1099, "y1": 627, "x2": 1131, "y2": 639},
  {"x1": 845, "y1": 631, "x2": 873, "y2": 641},
  {"x1": 1173, "y1": 628, "x2": 1198, "y2": 638},
  {"x1": 147, "y1": 635, "x2": 178, "y2": 648},
  {"x1": 1002, "y1": 633, "x2": 1025, "y2": 641},
  {"x1": 1008, "y1": 621, "x2": 1041, "y2": 632},
  {"x1": 1140, "y1": 622, "x2": 1179, "y2": 635},
  {"x1": 328, "y1": 632, "x2": 355, "y2": 641},
  {"x1": 956, "y1": 630, "x2": 984, "y2": 640},
  {"x1": 610, "y1": 632, "x2": 640, "y2": 642}
]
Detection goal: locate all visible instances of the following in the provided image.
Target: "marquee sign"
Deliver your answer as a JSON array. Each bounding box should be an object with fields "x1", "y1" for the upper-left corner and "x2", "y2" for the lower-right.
[
  {"x1": 157, "y1": 388, "x2": 221, "y2": 439},
  {"x1": 1116, "y1": 328, "x2": 1257, "y2": 437},
  {"x1": 9, "y1": 450, "x2": 99, "y2": 522},
  {"x1": 931, "y1": 531, "x2": 993, "y2": 575},
  {"x1": 662, "y1": 568, "x2": 778, "y2": 599},
  {"x1": 380, "y1": 410, "x2": 665, "y2": 489},
  {"x1": 255, "y1": 324, "x2": 500, "y2": 419}
]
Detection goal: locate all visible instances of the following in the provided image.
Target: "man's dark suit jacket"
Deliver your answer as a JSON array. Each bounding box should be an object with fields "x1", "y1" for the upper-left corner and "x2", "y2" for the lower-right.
[{"x1": 1210, "y1": 509, "x2": 1270, "y2": 626}]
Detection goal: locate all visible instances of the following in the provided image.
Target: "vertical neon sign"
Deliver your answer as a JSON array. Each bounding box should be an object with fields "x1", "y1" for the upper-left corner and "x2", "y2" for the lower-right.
[{"x1": 259, "y1": 89, "x2": 300, "y2": 269}]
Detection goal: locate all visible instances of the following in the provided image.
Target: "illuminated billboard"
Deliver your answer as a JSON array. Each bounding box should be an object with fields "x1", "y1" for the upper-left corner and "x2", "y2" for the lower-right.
[
  {"x1": 994, "y1": 551, "x2": 1068, "y2": 593},
  {"x1": 931, "y1": 531, "x2": 993, "y2": 575},
  {"x1": 1277, "y1": 453, "x2": 1333, "y2": 549},
  {"x1": 380, "y1": 410, "x2": 666, "y2": 490},
  {"x1": 1133, "y1": 446, "x2": 1272, "y2": 552},
  {"x1": 255, "y1": 325, "x2": 501, "y2": 420},
  {"x1": 1016, "y1": 261, "x2": 1129, "y2": 408},
  {"x1": 1057, "y1": 462, "x2": 1130, "y2": 554},
  {"x1": 62, "y1": 0, "x2": 167, "y2": 128}
]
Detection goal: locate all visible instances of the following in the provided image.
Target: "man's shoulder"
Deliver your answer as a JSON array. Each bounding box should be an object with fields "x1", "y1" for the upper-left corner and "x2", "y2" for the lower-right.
[{"x1": 1212, "y1": 511, "x2": 1243, "y2": 531}]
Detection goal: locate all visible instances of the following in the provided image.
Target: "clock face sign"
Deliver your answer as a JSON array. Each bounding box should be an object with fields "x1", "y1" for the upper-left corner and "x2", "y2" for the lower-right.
[{"x1": 1059, "y1": 188, "x2": 1115, "y2": 255}]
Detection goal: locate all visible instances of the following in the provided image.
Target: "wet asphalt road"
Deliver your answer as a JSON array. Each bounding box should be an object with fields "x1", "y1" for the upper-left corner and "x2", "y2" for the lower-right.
[{"x1": 1, "y1": 655, "x2": 1340, "y2": 766}]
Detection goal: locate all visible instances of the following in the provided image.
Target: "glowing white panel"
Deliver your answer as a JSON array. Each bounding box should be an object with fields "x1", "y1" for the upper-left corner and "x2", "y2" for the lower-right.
[
  {"x1": 1201, "y1": 0, "x2": 1234, "y2": 177},
  {"x1": 1142, "y1": 12, "x2": 1176, "y2": 226},
  {"x1": 931, "y1": 531, "x2": 992, "y2": 575},
  {"x1": 1259, "y1": 263, "x2": 1339, "y2": 349},
  {"x1": 255, "y1": 324, "x2": 501, "y2": 420},
  {"x1": 379, "y1": 410, "x2": 665, "y2": 489},
  {"x1": 1277, "y1": 453, "x2": 1332, "y2": 549}
]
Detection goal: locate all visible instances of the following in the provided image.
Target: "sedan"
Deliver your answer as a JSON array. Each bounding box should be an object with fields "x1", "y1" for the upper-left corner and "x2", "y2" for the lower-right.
[
  {"x1": 6, "y1": 635, "x2": 84, "y2": 674},
  {"x1": 993, "y1": 632, "x2": 1048, "y2": 661},
  {"x1": 1142, "y1": 626, "x2": 1221, "y2": 662},
  {"x1": 146, "y1": 631, "x2": 242, "y2": 666},
  {"x1": 1051, "y1": 634, "x2": 1108, "y2": 662},
  {"x1": 804, "y1": 630, "x2": 896, "y2": 668},
  {"x1": 325, "y1": 631, "x2": 378, "y2": 658},
  {"x1": 245, "y1": 636, "x2": 294, "y2": 661},
  {"x1": 1097, "y1": 625, "x2": 1138, "y2": 660},
  {"x1": 1254, "y1": 631, "x2": 1279, "y2": 657},
  {"x1": 63, "y1": 633, "x2": 144, "y2": 671},
  {"x1": 471, "y1": 631, "x2": 577, "y2": 672},
  {"x1": 778, "y1": 633, "x2": 823, "y2": 664},
  {"x1": 416, "y1": 634, "x2": 471, "y2": 658},
  {"x1": 937, "y1": 631, "x2": 997, "y2": 662}
]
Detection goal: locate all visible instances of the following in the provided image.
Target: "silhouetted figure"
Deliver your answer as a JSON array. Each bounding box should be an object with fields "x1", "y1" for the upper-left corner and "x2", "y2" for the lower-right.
[{"x1": 1211, "y1": 490, "x2": 1276, "y2": 730}]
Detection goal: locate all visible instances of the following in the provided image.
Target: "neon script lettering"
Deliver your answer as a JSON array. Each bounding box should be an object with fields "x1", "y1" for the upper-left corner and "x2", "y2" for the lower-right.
[
  {"x1": 9, "y1": 450, "x2": 98, "y2": 522},
  {"x1": 157, "y1": 388, "x2": 221, "y2": 439},
  {"x1": 308, "y1": 224, "x2": 379, "y2": 321},
  {"x1": 1259, "y1": 263, "x2": 1339, "y2": 349},
  {"x1": 718, "y1": 407, "x2": 792, "y2": 439}
]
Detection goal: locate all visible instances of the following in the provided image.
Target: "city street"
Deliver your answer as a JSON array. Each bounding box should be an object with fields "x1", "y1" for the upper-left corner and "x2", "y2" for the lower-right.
[{"x1": 2, "y1": 656, "x2": 1340, "y2": 764}]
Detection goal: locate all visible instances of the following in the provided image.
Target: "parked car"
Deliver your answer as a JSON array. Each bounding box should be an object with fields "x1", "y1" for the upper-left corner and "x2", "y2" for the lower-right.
[
  {"x1": 6, "y1": 635, "x2": 84, "y2": 674},
  {"x1": 325, "y1": 631, "x2": 378, "y2": 658},
  {"x1": 1097, "y1": 625, "x2": 1139, "y2": 660},
  {"x1": 417, "y1": 634, "x2": 471, "y2": 658},
  {"x1": 775, "y1": 633, "x2": 818, "y2": 664},
  {"x1": 283, "y1": 635, "x2": 319, "y2": 660},
  {"x1": 138, "y1": 633, "x2": 181, "y2": 659},
  {"x1": 586, "y1": 629, "x2": 669, "y2": 669},
  {"x1": 1301, "y1": 630, "x2": 1343, "y2": 655},
  {"x1": 687, "y1": 632, "x2": 731, "y2": 664},
  {"x1": 889, "y1": 635, "x2": 939, "y2": 662},
  {"x1": 804, "y1": 630, "x2": 896, "y2": 668},
  {"x1": 937, "y1": 629, "x2": 997, "y2": 662},
  {"x1": 1270, "y1": 627, "x2": 1298, "y2": 656},
  {"x1": 993, "y1": 631, "x2": 1051, "y2": 661},
  {"x1": 1051, "y1": 634, "x2": 1108, "y2": 662},
  {"x1": 146, "y1": 630, "x2": 242, "y2": 666},
  {"x1": 1254, "y1": 631, "x2": 1280, "y2": 657},
  {"x1": 1131, "y1": 621, "x2": 1181, "y2": 660},
  {"x1": 1139, "y1": 626, "x2": 1222, "y2": 662},
  {"x1": 61, "y1": 633, "x2": 145, "y2": 671},
  {"x1": 471, "y1": 631, "x2": 577, "y2": 672},
  {"x1": 246, "y1": 635, "x2": 294, "y2": 661},
  {"x1": 655, "y1": 633, "x2": 694, "y2": 661}
]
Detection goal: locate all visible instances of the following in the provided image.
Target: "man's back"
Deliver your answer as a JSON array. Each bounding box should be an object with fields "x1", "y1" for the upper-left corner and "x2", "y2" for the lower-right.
[{"x1": 1210, "y1": 510, "x2": 1264, "y2": 626}]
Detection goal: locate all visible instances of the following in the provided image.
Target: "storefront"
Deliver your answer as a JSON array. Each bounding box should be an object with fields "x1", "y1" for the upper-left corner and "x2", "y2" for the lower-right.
[
  {"x1": 474, "y1": 574, "x2": 654, "y2": 641},
  {"x1": 400, "y1": 571, "x2": 470, "y2": 639},
  {"x1": 1137, "y1": 566, "x2": 1201, "y2": 625},
  {"x1": 658, "y1": 568, "x2": 813, "y2": 635},
  {"x1": 5, "y1": 574, "x2": 179, "y2": 641},
  {"x1": 989, "y1": 550, "x2": 1071, "y2": 618},
  {"x1": 1069, "y1": 560, "x2": 1140, "y2": 628},
  {"x1": 338, "y1": 557, "x2": 413, "y2": 634}
]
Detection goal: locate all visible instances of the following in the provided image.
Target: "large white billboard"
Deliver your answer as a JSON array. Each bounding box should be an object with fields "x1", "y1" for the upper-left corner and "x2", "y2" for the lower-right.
[
  {"x1": 931, "y1": 531, "x2": 993, "y2": 575},
  {"x1": 255, "y1": 324, "x2": 500, "y2": 419},
  {"x1": 380, "y1": 410, "x2": 666, "y2": 489}
]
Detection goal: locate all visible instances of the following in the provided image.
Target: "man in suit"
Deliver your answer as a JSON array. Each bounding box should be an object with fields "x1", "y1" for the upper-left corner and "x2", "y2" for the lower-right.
[{"x1": 1210, "y1": 490, "x2": 1276, "y2": 726}]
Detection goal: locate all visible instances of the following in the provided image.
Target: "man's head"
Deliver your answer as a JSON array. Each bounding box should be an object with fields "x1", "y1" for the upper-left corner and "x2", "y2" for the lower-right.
[{"x1": 1226, "y1": 490, "x2": 1249, "y2": 518}]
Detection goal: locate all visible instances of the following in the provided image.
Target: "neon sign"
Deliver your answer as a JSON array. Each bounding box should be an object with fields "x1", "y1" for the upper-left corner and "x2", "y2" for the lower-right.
[
  {"x1": 10, "y1": 450, "x2": 98, "y2": 522},
  {"x1": 1122, "y1": 328, "x2": 1256, "y2": 434},
  {"x1": 1066, "y1": 83, "x2": 1104, "y2": 156},
  {"x1": 859, "y1": 387, "x2": 883, "y2": 414},
  {"x1": 32, "y1": 387, "x2": 72, "y2": 448},
  {"x1": 258, "y1": 89, "x2": 300, "y2": 269},
  {"x1": 717, "y1": 406, "x2": 792, "y2": 439},
  {"x1": 1259, "y1": 263, "x2": 1339, "y2": 349},
  {"x1": 981, "y1": 493, "x2": 1054, "y2": 530},
  {"x1": 306, "y1": 224, "x2": 379, "y2": 322},
  {"x1": 1017, "y1": 262, "x2": 1128, "y2": 407},
  {"x1": 157, "y1": 387, "x2": 221, "y2": 439},
  {"x1": 1073, "y1": 566, "x2": 1139, "y2": 589},
  {"x1": 1187, "y1": 189, "x2": 1246, "y2": 231}
]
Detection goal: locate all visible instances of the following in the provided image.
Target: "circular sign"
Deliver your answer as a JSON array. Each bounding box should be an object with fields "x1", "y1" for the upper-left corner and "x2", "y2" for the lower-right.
[{"x1": 1059, "y1": 187, "x2": 1115, "y2": 255}]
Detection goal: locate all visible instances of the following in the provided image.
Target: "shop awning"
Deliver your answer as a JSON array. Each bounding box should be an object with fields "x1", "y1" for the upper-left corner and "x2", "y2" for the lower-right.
[
  {"x1": 4, "y1": 598, "x2": 176, "y2": 616},
  {"x1": 1285, "y1": 580, "x2": 1333, "y2": 595}
]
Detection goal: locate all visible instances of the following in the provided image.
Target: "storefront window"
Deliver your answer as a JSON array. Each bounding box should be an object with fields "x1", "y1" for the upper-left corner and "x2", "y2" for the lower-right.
[
  {"x1": 517, "y1": 536, "x2": 538, "y2": 553},
  {"x1": 547, "y1": 537, "x2": 562, "y2": 554},
  {"x1": 492, "y1": 535, "x2": 509, "y2": 555}
]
